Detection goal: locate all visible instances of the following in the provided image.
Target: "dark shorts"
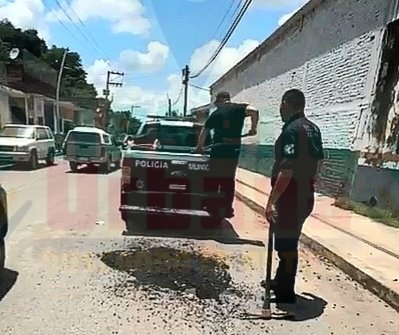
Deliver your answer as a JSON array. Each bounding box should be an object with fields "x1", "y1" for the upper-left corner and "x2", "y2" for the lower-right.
[{"x1": 209, "y1": 144, "x2": 241, "y2": 178}]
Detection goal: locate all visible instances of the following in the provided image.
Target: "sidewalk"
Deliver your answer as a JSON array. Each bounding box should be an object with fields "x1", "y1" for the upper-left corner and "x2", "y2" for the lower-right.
[{"x1": 235, "y1": 167, "x2": 399, "y2": 312}]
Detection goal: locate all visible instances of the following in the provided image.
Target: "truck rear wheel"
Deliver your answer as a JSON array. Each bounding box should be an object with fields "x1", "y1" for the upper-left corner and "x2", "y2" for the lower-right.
[
  {"x1": 69, "y1": 162, "x2": 78, "y2": 172},
  {"x1": 46, "y1": 149, "x2": 55, "y2": 166},
  {"x1": 100, "y1": 156, "x2": 111, "y2": 174}
]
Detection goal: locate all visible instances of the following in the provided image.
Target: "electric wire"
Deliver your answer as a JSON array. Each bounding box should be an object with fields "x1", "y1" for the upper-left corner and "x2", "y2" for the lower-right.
[
  {"x1": 189, "y1": 83, "x2": 210, "y2": 91},
  {"x1": 64, "y1": 0, "x2": 105, "y2": 56},
  {"x1": 212, "y1": 0, "x2": 243, "y2": 39},
  {"x1": 42, "y1": 0, "x2": 84, "y2": 48},
  {"x1": 172, "y1": 86, "x2": 184, "y2": 106},
  {"x1": 190, "y1": 0, "x2": 253, "y2": 79},
  {"x1": 52, "y1": 0, "x2": 104, "y2": 57}
]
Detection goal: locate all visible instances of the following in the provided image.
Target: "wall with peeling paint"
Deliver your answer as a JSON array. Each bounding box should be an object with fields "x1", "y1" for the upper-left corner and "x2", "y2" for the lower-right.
[{"x1": 210, "y1": 0, "x2": 399, "y2": 201}]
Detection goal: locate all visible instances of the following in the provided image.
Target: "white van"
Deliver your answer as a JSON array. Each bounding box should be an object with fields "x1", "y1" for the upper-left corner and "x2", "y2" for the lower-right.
[{"x1": 63, "y1": 126, "x2": 122, "y2": 173}]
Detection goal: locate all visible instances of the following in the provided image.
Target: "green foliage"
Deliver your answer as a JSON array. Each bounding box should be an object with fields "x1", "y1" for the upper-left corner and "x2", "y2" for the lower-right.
[
  {"x1": 111, "y1": 111, "x2": 142, "y2": 136},
  {"x1": 0, "y1": 19, "x2": 97, "y2": 107},
  {"x1": 0, "y1": 19, "x2": 47, "y2": 58},
  {"x1": 41, "y1": 46, "x2": 97, "y2": 102}
]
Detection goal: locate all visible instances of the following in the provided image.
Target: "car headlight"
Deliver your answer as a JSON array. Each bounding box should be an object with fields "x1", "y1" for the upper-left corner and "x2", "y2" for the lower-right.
[{"x1": 15, "y1": 146, "x2": 29, "y2": 152}]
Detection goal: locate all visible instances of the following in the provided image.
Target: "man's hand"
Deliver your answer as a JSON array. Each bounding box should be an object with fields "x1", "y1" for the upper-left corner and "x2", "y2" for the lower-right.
[
  {"x1": 193, "y1": 146, "x2": 203, "y2": 154},
  {"x1": 245, "y1": 105, "x2": 259, "y2": 137},
  {"x1": 265, "y1": 201, "x2": 278, "y2": 225}
]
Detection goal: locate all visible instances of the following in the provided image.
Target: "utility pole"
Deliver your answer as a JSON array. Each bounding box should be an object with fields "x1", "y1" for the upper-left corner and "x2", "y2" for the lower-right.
[
  {"x1": 55, "y1": 49, "x2": 68, "y2": 134},
  {"x1": 167, "y1": 94, "x2": 172, "y2": 116},
  {"x1": 182, "y1": 65, "x2": 189, "y2": 116},
  {"x1": 103, "y1": 70, "x2": 124, "y2": 129}
]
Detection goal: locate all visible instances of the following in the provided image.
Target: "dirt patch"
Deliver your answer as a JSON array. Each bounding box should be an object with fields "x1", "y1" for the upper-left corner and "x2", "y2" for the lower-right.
[{"x1": 100, "y1": 246, "x2": 232, "y2": 300}]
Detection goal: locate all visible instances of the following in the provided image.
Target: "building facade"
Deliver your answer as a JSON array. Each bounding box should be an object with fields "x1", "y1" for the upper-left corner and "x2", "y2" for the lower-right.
[{"x1": 210, "y1": 0, "x2": 399, "y2": 211}]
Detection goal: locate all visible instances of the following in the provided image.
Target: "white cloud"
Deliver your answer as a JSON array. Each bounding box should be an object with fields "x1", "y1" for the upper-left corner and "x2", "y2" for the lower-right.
[
  {"x1": 89, "y1": 38, "x2": 259, "y2": 115},
  {"x1": 0, "y1": 0, "x2": 51, "y2": 40},
  {"x1": 86, "y1": 59, "x2": 114, "y2": 96},
  {"x1": 252, "y1": 0, "x2": 307, "y2": 9},
  {"x1": 46, "y1": 0, "x2": 151, "y2": 37},
  {"x1": 119, "y1": 41, "x2": 169, "y2": 73},
  {"x1": 278, "y1": 10, "x2": 297, "y2": 26},
  {"x1": 86, "y1": 41, "x2": 169, "y2": 97},
  {"x1": 189, "y1": 39, "x2": 260, "y2": 86},
  {"x1": 108, "y1": 73, "x2": 210, "y2": 116}
]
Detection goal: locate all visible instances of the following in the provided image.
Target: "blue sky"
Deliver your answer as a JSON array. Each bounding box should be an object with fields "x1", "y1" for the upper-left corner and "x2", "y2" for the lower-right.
[{"x1": 0, "y1": 0, "x2": 307, "y2": 116}]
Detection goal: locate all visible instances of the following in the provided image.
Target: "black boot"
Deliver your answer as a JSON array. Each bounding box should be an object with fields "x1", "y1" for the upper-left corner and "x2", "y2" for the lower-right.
[
  {"x1": 260, "y1": 279, "x2": 278, "y2": 291},
  {"x1": 270, "y1": 291, "x2": 297, "y2": 304}
]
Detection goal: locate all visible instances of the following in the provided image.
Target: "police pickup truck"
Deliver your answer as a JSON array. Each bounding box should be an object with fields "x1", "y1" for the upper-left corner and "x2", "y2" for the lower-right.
[{"x1": 119, "y1": 115, "x2": 224, "y2": 230}]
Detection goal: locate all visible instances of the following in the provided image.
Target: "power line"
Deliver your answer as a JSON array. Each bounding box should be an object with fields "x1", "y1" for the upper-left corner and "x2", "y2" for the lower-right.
[
  {"x1": 64, "y1": 0, "x2": 105, "y2": 56},
  {"x1": 52, "y1": 0, "x2": 104, "y2": 58},
  {"x1": 172, "y1": 86, "x2": 184, "y2": 106},
  {"x1": 189, "y1": 83, "x2": 210, "y2": 91},
  {"x1": 212, "y1": 0, "x2": 243, "y2": 40},
  {"x1": 42, "y1": 0, "x2": 83, "y2": 47},
  {"x1": 190, "y1": 0, "x2": 250, "y2": 78},
  {"x1": 190, "y1": 0, "x2": 253, "y2": 79}
]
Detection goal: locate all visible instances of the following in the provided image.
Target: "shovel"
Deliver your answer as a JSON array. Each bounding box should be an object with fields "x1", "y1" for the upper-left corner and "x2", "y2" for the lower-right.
[{"x1": 239, "y1": 216, "x2": 295, "y2": 320}]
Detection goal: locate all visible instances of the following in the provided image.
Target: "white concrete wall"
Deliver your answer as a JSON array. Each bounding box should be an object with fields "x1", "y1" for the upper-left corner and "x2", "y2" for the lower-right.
[
  {"x1": 211, "y1": 0, "x2": 394, "y2": 152},
  {"x1": 0, "y1": 89, "x2": 11, "y2": 128}
]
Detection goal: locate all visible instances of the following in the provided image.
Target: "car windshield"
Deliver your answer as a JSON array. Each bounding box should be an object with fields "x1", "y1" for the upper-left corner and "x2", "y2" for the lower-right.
[
  {"x1": 0, "y1": 126, "x2": 35, "y2": 139},
  {"x1": 67, "y1": 132, "x2": 101, "y2": 143}
]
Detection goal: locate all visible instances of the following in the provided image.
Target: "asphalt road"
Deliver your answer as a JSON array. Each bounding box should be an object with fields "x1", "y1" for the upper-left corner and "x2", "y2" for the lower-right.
[{"x1": 0, "y1": 159, "x2": 398, "y2": 334}]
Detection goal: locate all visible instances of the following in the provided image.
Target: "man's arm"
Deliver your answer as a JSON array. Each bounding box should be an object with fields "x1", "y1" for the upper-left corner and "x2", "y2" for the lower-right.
[
  {"x1": 266, "y1": 130, "x2": 297, "y2": 211},
  {"x1": 196, "y1": 126, "x2": 210, "y2": 151},
  {"x1": 195, "y1": 113, "x2": 215, "y2": 151},
  {"x1": 245, "y1": 105, "x2": 259, "y2": 134},
  {"x1": 267, "y1": 169, "x2": 293, "y2": 205}
]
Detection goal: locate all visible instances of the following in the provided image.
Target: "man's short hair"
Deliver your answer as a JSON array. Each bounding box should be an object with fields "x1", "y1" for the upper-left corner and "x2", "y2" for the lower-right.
[
  {"x1": 215, "y1": 91, "x2": 231, "y2": 102},
  {"x1": 282, "y1": 89, "x2": 305, "y2": 110}
]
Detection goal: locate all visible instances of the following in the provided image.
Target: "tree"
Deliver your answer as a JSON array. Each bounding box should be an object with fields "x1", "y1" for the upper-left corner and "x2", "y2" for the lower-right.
[
  {"x1": 0, "y1": 20, "x2": 97, "y2": 108},
  {"x1": 0, "y1": 20, "x2": 47, "y2": 58},
  {"x1": 42, "y1": 46, "x2": 97, "y2": 104},
  {"x1": 111, "y1": 111, "x2": 141, "y2": 135}
]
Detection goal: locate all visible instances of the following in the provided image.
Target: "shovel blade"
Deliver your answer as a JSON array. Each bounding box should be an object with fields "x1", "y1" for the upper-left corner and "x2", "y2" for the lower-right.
[{"x1": 239, "y1": 308, "x2": 295, "y2": 320}]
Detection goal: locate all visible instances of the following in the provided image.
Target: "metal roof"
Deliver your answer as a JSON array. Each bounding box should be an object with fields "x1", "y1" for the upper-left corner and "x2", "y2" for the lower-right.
[
  {"x1": 4, "y1": 124, "x2": 49, "y2": 128},
  {"x1": 159, "y1": 120, "x2": 194, "y2": 127},
  {"x1": 70, "y1": 126, "x2": 108, "y2": 134}
]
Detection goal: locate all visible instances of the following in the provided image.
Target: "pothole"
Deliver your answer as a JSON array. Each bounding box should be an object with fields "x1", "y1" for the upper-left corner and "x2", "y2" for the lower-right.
[{"x1": 100, "y1": 246, "x2": 232, "y2": 300}]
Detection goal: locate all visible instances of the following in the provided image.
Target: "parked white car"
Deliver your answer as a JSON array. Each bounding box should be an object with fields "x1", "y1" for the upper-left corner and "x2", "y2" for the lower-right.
[
  {"x1": 63, "y1": 126, "x2": 122, "y2": 173},
  {"x1": 0, "y1": 124, "x2": 56, "y2": 170}
]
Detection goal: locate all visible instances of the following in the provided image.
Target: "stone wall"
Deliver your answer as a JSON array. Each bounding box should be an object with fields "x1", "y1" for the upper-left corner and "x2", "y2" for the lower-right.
[{"x1": 211, "y1": 0, "x2": 397, "y2": 198}]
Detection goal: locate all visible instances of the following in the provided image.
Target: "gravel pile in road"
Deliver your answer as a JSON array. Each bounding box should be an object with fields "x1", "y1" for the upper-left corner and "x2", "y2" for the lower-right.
[
  {"x1": 92, "y1": 239, "x2": 267, "y2": 333},
  {"x1": 100, "y1": 245, "x2": 233, "y2": 300}
]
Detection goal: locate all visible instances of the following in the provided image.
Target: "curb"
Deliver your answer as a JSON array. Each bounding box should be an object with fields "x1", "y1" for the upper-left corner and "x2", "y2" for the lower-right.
[{"x1": 235, "y1": 190, "x2": 399, "y2": 312}]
